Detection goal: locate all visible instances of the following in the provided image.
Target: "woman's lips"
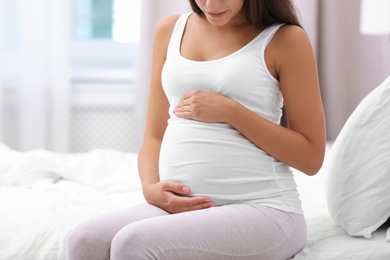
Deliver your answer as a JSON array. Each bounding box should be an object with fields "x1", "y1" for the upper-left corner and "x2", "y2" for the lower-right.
[{"x1": 207, "y1": 11, "x2": 228, "y2": 19}]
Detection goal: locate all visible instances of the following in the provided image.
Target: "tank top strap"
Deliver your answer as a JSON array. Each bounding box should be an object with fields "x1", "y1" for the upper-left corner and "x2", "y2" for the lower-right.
[
  {"x1": 256, "y1": 23, "x2": 284, "y2": 54},
  {"x1": 166, "y1": 13, "x2": 192, "y2": 57}
]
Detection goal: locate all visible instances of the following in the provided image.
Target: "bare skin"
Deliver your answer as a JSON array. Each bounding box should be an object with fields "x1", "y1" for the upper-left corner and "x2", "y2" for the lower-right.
[{"x1": 138, "y1": 0, "x2": 326, "y2": 214}]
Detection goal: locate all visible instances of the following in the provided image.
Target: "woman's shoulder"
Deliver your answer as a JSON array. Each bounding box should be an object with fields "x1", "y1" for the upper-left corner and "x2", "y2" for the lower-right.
[
  {"x1": 267, "y1": 24, "x2": 313, "y2": 61},
  {"x1": 155, "y1": 14, "x2": 183, "y2": 34},
  {"x1": 265, "y1": 24, "x2": 314, "y2": 78},
  {"x1": 152, "y1": 14, "x2": 183, "y2": 48},
  {"x1": 271, "y1": 24, "x2": 311, "y2": 49}
]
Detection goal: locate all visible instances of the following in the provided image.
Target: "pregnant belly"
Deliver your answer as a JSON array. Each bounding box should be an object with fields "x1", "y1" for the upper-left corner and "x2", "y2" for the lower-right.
[{"x1": 158, "y1": 120, "x2": 288, "y2": 205}]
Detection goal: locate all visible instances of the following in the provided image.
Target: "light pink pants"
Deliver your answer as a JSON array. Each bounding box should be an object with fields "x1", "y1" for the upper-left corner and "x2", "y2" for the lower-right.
[{"x1": 67, "y1": 203, "x2": 306, "y2": 260}]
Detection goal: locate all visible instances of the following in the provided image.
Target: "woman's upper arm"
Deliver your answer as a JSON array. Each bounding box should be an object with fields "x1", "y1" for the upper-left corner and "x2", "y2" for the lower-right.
[
  {"x1": 138, "y1": 15, "x2": 180, "y2": 185},
  {"x1": 267, "y1": 25, "x2": 326, "y2": 163},
  {"x1": 143, "y1": 15, "x2": 180, "y2": 141}
]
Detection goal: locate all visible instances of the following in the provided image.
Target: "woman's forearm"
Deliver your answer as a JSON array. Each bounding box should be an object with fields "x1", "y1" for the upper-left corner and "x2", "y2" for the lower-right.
[
  {"x1": 138, "y1": 137, "x2": 161, "y2": 189},
  {"x1": 225, "y1": 99, "x2": 325, "y2": 175}
]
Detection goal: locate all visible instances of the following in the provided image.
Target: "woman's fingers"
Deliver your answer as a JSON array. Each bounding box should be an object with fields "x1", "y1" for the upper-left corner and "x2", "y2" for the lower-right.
[
  {"x1": 158, "y1": 181, "x2": 214, "y2": 213},
  {"x1": 173, "y1": 89, "x2": 230, "y2": 123},
  {"x1": 169, "y1": 196, "x2": 215, "y2": 213},
  {"x1": 161, "y1": 181, "x2": 190, "y2": 195}
]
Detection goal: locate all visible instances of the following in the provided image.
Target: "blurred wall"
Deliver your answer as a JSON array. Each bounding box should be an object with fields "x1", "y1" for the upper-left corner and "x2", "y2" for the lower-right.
[
  {"x1": 294, "y1": 0, "x2": 390, "y2": 140},
  {"x1": 318, "y1": 0, "x2": 390, "y2": 140}
]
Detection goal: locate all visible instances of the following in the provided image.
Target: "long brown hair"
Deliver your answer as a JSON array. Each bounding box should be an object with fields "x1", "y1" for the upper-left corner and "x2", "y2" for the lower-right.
[{"x1": 188, "y1": 0, "x2": 302, "y2": 30}]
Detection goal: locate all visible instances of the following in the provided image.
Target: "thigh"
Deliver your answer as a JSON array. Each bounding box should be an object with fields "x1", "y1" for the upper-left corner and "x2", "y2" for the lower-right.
[
  {"x1": 72, "y1": 203, "x2": 169, "y2": 237},
  {"x1": 67, "y1": 203, "x2": 169, "y2": 260},
  {"x1": 111, "y1": 204, "x2": 306, "y2": 260}
]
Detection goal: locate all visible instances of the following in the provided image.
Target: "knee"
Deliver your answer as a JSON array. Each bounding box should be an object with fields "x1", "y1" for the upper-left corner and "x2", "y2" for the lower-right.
[
  {"x1": 67, "y1": 221, "x2": 111, "y2": 260},
  {"x1": 110, "y1": 223, "x2": 155, "y2": 260}
]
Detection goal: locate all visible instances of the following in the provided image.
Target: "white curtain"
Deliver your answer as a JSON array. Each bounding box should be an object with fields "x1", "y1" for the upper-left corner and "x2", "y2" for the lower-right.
[
  {"x1": 0, "y1": 0, "x2": 71, "y2": 151},
  {"x1": 0, "y1": 0, "x2": 4, "y2": 142},
  {"x1": 46, "y1": 0, "x2": 72, "y2": 152},
  {"x1": 1, "y1": 0, "x2": 190, "y2": 152}
]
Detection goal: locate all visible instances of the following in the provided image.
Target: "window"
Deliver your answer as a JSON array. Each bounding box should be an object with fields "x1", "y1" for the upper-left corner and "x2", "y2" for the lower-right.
[
  {"x1": 72, "y1": 0, "x2": 141, "y2": 80},
  {"x1": 73, "y1": 0, "x2": 141, "y2": 43}
]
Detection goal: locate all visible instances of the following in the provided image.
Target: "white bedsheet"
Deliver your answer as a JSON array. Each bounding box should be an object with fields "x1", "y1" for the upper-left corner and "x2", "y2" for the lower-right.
[
  {"x1": 293, "y1": 212, "x2": 390, "y2": 260},
  {"x1": 1, "y1": 143, "x2": 390, "y2": 260},
  {"x1": 0, "y1": 143, "x2": 144, "y2": 260}
]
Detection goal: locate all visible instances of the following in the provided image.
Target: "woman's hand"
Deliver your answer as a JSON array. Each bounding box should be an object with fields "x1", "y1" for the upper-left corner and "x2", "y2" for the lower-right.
[
  {"x1": 173, "y1": 90, "x2": 232, "y2": 123},
  {"x1": 143, "y1": 181, "x2": 214, "y2": 214}
]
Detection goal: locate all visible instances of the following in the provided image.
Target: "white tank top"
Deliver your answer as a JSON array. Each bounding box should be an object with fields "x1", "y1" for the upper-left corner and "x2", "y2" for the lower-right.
[{"x1": 159, "y1": 13, "x2": 303, "y2": 214}]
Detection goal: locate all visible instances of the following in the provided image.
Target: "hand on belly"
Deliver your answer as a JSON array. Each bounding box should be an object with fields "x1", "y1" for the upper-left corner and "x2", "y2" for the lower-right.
[{"x1": 144, "y1": 180, "x2": 215, "y2": 214}]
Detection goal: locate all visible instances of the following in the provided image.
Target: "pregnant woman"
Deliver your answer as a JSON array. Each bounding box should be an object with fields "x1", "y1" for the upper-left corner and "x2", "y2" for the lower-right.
[{"x1": 68, "y1": 0, "x2": 325, "y2": 259}]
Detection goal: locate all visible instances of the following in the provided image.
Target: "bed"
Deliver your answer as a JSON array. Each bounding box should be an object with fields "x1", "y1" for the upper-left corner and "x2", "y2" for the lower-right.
[
  {"x1": 1, "y1": 77, "x2": 390, "y2": 260},
  {"x1": 0, "y1": 142, "x2": 389, "y2": 260}
]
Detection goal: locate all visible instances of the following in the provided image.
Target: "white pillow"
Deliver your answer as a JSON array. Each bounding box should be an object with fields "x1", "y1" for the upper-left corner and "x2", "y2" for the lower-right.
[{"x1": 326, "y1": 76, "x2": 390, "y2": 239}]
